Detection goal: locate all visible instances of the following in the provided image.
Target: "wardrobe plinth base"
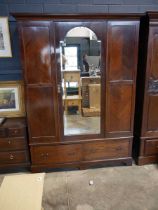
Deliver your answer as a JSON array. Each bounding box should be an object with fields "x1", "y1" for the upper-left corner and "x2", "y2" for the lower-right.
[
  {"x1": 137, "y1": 155, "x2": 158, "y2": 165},
  {"x1": 30, "y1": 157, "x2": 132, "y2": 173}
]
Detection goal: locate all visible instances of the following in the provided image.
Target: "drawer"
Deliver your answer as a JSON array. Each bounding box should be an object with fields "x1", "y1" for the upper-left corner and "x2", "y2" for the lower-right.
[
  {"x1": 0, "y1": 128, "x2": 7, "y2": 138},
  {"x1": 83, "y1": 140, "x2": 129, "y2": 161},
  {"x1": 89, "y1": 78, "x2": 100, "y2": 84},
  {"x1": 31, "y1": 144, "x2": 82, "y2": 164},
  {"x1": 0, "y1": 151, "x2": 29, "y2": 164},
  {"x1": 31, "y1": 140, "x2": 130, "y2": 165},
  {"x1": 67, "y1": 100, "x2": 80, "y2": 106},
  {"x1": 8, "y1": 127, "x2": 26, "y2": 137},
  {"x1": 64, "y1": 72, "x2": 80, "y2": 82},
  {"x1": 144, "y1": 139, "x2": 158, "y2": 156},
  {"x1": 0, "y1": 137, "x2": 27, "y2": 151}
]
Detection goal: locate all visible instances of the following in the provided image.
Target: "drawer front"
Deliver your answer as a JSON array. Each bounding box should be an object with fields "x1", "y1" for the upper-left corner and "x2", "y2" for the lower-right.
[
  {"x1": 83, "y1": 140, "x2": 130, "y2": 161},
  {"x1": 144, "y1": 139, "x2": 158, "y2": 156},
  {"x1": 67, "y1": 100, "x2": 80, "y2": 106},
  {"x1": 0, "y1": 137, "x2": 27, "y2": 151},
  {"x1": 0, "y1": 128, "x2": 7, "y2": 138},
  {"x1": 31, "y1": 144, "x2": 82, "y2": 164},
  {"x1": 31, "y1": 139, "x2": 130, "y2": 165},
  {"x1": 8, "y1": 127, "x2": 26, "y2": 137},
  {"x1": 0, "y1": 151, "x2": 29, "y2": 164},
  {"x1": 64, "y1": 72, "x2": 80, "y2": 82}
]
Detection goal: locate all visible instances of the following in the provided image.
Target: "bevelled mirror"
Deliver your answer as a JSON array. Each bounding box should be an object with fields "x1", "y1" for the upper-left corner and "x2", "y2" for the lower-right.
[{"x1": 60, "y1": 26, "x2": 101, "y2": 136}]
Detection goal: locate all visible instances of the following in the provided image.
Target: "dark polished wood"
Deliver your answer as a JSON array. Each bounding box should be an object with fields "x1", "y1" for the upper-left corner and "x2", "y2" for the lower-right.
[
  {"x1": 20, "y1": 20, "x2": 60, "y2": 144},
  {"x1": 26, "y1": 86, "x2": 58, "y2": 143},
  {"x1": 31, "y1": 138, "x2": 130, "y2": 164},
  {"x1": 12, "y1": 13, "x2": 143, "y2": 20},
  {"x1": 13, "y1": 13, "x2": 141, "y2": 171},
  {"x1": 0, "y1": 137, "x2": 26, "y2": 151},
  {"x1": 21, "y1": 24, "x2": 52, "y2": 84},
  {"x1": 0, "y1": 118, "x2": 30, "y2": 170},
  {"x1": 106, "y1": 21, "x2": 139, "y2": 137},
  {"x1": 134, "y1": 12, "x2": 158, "y2": 165}
]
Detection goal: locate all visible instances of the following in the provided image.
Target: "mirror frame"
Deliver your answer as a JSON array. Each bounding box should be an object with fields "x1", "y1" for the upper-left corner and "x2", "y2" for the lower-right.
[{"x1": 55, "y1": 21, "x2": 106, "y2": 141}]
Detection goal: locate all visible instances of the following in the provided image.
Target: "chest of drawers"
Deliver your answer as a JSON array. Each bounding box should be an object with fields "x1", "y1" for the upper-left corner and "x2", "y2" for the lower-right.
[{"x1": 0, "y1": 118, "x2": 30, "y2": 170}]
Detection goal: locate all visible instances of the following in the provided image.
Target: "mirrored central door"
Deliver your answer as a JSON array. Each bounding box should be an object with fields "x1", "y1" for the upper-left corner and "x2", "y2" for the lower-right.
[{"x1": 56, "y1": 23, "x2": 104, "y2": 137}]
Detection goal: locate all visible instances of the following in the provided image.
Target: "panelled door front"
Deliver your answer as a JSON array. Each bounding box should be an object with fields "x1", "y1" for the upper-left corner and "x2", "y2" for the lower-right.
[
  {"x1": 20, "y1": 21, "x2": 60, "y2": 144},
  {"x1": 106, "y1": 20, "x2": 140, "y2": 137},
  {"x1": 142, "y1": 25, "x2": 158, "y2": 137}
]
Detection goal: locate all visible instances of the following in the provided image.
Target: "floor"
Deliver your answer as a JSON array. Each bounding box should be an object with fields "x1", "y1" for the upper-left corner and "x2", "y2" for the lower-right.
[
  {"x1": 64, "y1": 114, "x2": 100, "y2": 135},
  {"x1": 0, "y1": 164, "x2": 158, "y2": 210}
]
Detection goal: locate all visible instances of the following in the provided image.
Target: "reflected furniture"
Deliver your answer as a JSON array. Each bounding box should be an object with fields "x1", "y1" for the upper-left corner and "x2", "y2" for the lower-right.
[
  {"x1": 62, "y1": 70, "x2": 82, "y2": 114},
  {"x1": 14, "y1": 13, "x2": 140, "y2": 172},
  {"x1": 89, "y1": 84, "x2": 101, "y2": 109},
  {"x1": 81, "y1": 76, "x2": 100, "y2": 108},
  {"x1": 0, "y1": 118, "x2": 30, "y2": 170},
  {"x1": 134, "y1": 12, "x2": 158, "y2": 165}
]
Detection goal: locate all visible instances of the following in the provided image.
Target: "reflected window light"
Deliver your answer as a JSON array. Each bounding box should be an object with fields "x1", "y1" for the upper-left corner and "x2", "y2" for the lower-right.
[{"x1": 64, "y1": 46, "x2": 78, "y2": 70}]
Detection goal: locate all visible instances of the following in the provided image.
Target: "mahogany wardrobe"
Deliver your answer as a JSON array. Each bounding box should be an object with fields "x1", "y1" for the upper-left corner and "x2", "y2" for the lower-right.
[
  {"x1": 134, "y1": 12, "x2": 158, "y2": 165},
  {"x1": 14, "y1": 13, "x2": 140, "y2": 172}
]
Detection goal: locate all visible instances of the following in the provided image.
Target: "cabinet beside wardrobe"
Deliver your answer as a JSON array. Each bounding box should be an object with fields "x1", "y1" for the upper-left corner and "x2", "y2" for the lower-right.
[
  {"x1": 14, "y1": 14, "x2": 140, "y2": 171},
  {"x1": 134, "y1": 12, "x2": 158, "y2": 165}
]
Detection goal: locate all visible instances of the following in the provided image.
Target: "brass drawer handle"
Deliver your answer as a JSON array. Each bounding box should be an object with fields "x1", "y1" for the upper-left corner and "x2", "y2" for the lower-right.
[
  {"x1": 10, "y1": 154, "x2": 14, "y2": 160},
  {"x1": 8, "y1": 140, "x2": 11, "y2": 144},
  {"x1": 41, "y1": 153, "x2": 49, "y2": 158}
]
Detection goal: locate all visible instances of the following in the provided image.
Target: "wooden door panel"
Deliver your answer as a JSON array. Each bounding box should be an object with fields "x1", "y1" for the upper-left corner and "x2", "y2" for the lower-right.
[
  {"x1": 108, "y1": 22, "x2": 137, "y2": 81},
  {"x1": 147, "y1": 95, "x2": 158, "y2": 131},
  {"x1": 143, "y1": 27, "x2": 158, "y2": 135},
  {"x1": 26, "y1": 86, "x2": 57, "y2": 142},
  {"x1": 22, "y1": 25, "x2": 52, "y2": 84},
  {"x1": 106, "y1": 84, "x2": 132, "y2": 132},
  {"x1": 106, "y1": 21, "x2": 139, "y2": 135},
  {"x1": 150, "y1": 30, "x2": 158, "y2": 79}
]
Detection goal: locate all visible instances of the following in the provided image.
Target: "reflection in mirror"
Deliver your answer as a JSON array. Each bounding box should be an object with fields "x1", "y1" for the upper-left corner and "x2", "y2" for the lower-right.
[{"x1": 60, "y1": 27, "x2": 101, "y2": 136}]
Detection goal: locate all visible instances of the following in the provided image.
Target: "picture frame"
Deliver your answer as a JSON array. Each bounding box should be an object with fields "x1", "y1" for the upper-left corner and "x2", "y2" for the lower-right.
[
  {"x1": 0, "y1": 17, "x2": 12, "y2": 57},
  {"x1": 0, "y1": 81, "x2": 25, "y2": 117}
]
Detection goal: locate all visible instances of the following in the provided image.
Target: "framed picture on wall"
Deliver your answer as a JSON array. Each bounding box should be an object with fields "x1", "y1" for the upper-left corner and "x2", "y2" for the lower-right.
[
  {"x1": 0, "y1": 17, "x2": 12, "y2": 57},
  {"x1": 0, "y1": 81, "x2": 25, "y2": 117}
]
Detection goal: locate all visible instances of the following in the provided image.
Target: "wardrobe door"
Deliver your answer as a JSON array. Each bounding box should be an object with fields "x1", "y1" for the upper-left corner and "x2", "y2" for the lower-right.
[
  {"x1": 106, "y1": 21, "x2": 139, "y2": 137},
  {"x1": 20, "y1": 21, "x2": 59, "y2": 144},
  {"x1": 54, "y1": 21, "x2": 105, "y2": 139},
  {"x1": 142, "y1": 26, "x2": 158, "y2": 137}
]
